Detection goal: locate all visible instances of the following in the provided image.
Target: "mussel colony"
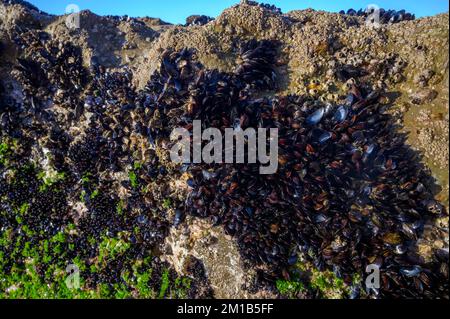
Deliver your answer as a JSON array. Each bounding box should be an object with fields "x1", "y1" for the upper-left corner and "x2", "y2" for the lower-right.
[
  {"x1": 339, "y1": 8, "x2": 415, "y2": 23},
  {"x1": 245, "y1": 1, "x2": 283, "y2": 14},
  {"x1": 0, "y1": 26, "x2": 448, "y2": 299},
  {"x1": 242, "y1": 1, "x2": 414, "y2": 24},
  {"x1": 185, "y1": 15, "x2": 215, "y2": 27}
]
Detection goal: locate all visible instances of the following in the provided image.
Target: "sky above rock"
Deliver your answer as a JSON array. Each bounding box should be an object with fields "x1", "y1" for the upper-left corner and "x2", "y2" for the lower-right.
[{"x1": 27, "y1": 0, "x2": 450, "y2": 24}]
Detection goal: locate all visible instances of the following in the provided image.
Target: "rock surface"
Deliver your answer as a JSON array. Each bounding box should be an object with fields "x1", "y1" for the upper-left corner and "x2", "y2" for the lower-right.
[{"x1": 0, "y1": 0, "x2": 448, "y2": 299}]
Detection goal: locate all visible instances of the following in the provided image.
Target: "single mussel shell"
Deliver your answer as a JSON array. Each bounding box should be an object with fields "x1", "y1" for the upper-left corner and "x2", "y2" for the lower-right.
[
  {"x1": 187, "y1": 179, "x2": 196, "y2": 188},
  {"x1": 333, "y1": 105, "x2": 349, "y2": 123},
  {"x1": 137, "y1": 215, "x2": 148, "y2": 224},
  {"x1": 362, "y1": 144, "x2": 376, "y2": 163},
  {"x1": 402, "y1": 223, "x2": 417, "y2": 240},
  {"x1": 315, "y1": 214, "x2": 329, "y2": 223},
  {"x1": 318, "y1": 131, "x2": 333, "y2": 144},
  {"x1": 174, "y1": 79, "x2": 182, "y2": 92},
  {"x1": 348, "y1": 210, "x2": 363, "y2": 223},
  {"x1": 365, "y1": 143, "x2": 376, "y2": 155},
  {"x1": 173, "y1": 209, "x2": 185, "y2": 227},
  {"x1": 310, "y1": 128, "x2": 332, "y2": 144},
  {"x1": 306, "y1": 107, "x2": 324, "y2": 125},
  {"x1": 394, "y1": 244, "x2": 408, "y2": 255},
  {"x1": 288, "y1": 255, "x2": 298, "y2": 265},
  {"x1": 352, "y1": 131, "x2": 365, "y2": 143},
  {"x1": 345, "y1": 144, "x2": 358, "y2": 154},
  {"x1": 400, "y1": 266, "x2": 422, "y2": 277},
  {"x1": 345, "y1": 93, "x2": 356, "y2": 106},
  {"x1": 410, "y1": 219, "x2": 422, "y2": 230},
  {"x1": 84, "y1": 96, "x2": 94, "y2": 108}
]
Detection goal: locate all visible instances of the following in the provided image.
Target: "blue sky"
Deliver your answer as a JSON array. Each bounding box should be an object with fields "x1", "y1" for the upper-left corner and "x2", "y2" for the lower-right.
[{"x1": 28, "y1": 0, "x2": 449, "y2": 24}]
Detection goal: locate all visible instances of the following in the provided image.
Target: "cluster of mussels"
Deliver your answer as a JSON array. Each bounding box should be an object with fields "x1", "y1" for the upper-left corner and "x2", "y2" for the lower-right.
[
  {"x1": 0, "y1": 26, "x2": 448, "y2": 299},
  {"x1": 0, "y1": 31, "x2": 210, "y2": 298},
  {"x1": 147, "y1": 40, "x2": 448, "y2": 298},
  {"x1": 245, "y1": 0, "x2": 282, "y2": 14},
  {"x1": 339, "y1": 8, "x2": 415, "y2": 24},
  {"x1": 185, "y1": 15, "x2": 215, "y2": 27}
]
